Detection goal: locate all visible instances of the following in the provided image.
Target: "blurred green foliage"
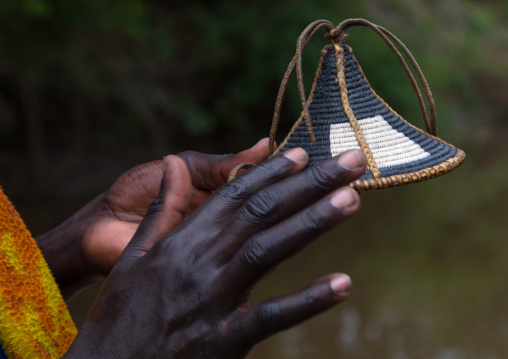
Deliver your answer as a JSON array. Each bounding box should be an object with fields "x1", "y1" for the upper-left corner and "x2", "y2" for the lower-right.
[{"x1": 0, "y1": 0, "x2": 507, "y2": 197}]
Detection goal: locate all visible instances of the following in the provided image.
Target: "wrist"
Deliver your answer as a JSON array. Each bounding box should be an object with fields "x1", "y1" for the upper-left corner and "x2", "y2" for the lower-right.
[{"x1": 35, "y1": 193, "x2": 106, "y2": 295}]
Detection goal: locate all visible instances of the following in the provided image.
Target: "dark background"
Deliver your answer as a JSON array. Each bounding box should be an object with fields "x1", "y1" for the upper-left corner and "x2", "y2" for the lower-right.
[{"x1": 1, "y1": 1, "x2": 507, "y2": 358}]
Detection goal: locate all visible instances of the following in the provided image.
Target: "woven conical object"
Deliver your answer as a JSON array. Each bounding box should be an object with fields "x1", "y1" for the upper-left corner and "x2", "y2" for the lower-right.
[{"x1": 269, "y1": 19, "x2": 465, "y2": 190}]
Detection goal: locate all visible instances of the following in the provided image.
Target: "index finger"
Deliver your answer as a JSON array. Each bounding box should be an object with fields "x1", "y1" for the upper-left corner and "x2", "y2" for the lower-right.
[
  {"x1": 178, "y1": 138, "x2": 272, "y2": 190},
  {"x1": 181, "y1": 148, "x2": 309, "y2": 231}
]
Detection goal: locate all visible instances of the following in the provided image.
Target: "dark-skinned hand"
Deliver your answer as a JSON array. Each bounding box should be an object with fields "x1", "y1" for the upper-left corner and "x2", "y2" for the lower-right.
[
  {"x1": 35, "y1": 139, "x2": 271, "y2": 292},
  {"x1": 63, "y1": 148, "x2": 367, "y2": 358}
]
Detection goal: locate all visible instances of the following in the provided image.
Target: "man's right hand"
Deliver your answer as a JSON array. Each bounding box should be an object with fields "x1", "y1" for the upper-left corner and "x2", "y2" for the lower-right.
[{"x1": 63, "y1": 148, "x2": 367, "y2": 359}]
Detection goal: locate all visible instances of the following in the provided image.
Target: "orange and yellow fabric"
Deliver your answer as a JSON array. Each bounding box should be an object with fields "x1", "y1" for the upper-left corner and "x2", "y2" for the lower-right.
[{"x1": 0, "y1": 187, "x2": 77, "y2": 359}]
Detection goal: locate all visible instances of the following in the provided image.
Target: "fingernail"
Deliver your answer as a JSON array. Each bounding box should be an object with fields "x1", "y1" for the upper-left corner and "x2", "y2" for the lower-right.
[
  {"x1": 283, "y1": 148, "x2": 308, "y2": 164},
  {"x1": 331, "y1": 274, "x2": 352, "y2": 294},
  {"x1": 330, "y1": 188, "x2": 356, "y2": 209},
  {"x1": 338, "y1": 150, "x2": 365, "y2": 170},
  {"x1": 253, "y1": 138, "x2": 268, "y2": 147}
]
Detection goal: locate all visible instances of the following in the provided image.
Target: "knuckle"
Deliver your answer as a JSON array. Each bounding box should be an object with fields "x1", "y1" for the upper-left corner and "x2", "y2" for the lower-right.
[
  {"x1": 176, "y1": 150, "x2": 196, "y2": 166},
  {"x1": 213, "y1": 154, "x2": 235, "y2": 182},
  {"x1": 241, "y1": 191, "x2": 280, "y2": 225},
  {"x1": 240, "y1": 239, "x2": 268, "y2": 269},
  {"x1": 245, "y1": 155, "x2": 296, "y2": 182},
  {"x1": 257, "y1": 159, "x2": 284, "y2": 177},
  {"x1": 214, "y1": 177, "x2": 251, "y2": 202},
  {"x1": 306, "y1": 166, "x2": 335, "y2": 192},
  {"x1": 302, "y1": 290, "x2": 320, "y2": 311},
  {"x1": 295, "y1": 290, "x2": 327, "y2": 318},
  {"x1": 177, "y1": 151, "x2": 210, "y2": 186},
  {"x1": 300, "y1": 207, "x2": 329, "y2": 233},
  {"x1": 212, "y1": 153, "x2": 235, "y2": 165},
  {"x1": 254, "y1": 302, "x2": 282, "y2": 334}
]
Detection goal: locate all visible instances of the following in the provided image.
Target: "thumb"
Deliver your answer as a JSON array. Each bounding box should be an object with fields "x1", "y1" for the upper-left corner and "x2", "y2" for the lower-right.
[
  {"x1": 120, "y1": 155, "x2": 192, "y2": 260},
  {"x1": 178, "y1": 138, "x2": 271, "y2": 190}
]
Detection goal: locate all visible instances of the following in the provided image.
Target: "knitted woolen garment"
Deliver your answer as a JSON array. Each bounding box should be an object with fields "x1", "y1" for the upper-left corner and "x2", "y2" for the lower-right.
[{"x1": 0, "y1": 187, "x2": 77, "y2": 359}]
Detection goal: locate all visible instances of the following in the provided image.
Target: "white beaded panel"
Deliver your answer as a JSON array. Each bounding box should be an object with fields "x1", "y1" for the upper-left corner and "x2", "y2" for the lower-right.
[{"x1": 330, "y1": 115, "x2": 430, "y2": 168}]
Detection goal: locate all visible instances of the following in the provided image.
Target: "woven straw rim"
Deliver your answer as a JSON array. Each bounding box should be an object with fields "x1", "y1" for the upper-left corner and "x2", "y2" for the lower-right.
[{"x1": 351, "y1": 149, "x2": 465, "y2": 190}]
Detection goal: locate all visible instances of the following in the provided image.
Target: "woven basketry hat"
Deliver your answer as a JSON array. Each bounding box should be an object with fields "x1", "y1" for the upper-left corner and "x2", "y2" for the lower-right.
[{"x1": 267, "y1": 19, "x2": 465, "y2": 190}]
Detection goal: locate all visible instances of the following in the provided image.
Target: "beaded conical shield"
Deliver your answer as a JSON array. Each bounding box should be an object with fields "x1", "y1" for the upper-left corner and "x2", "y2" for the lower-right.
[{"x1": 269, "y1": 19, "x2": 465, "y2": 190}]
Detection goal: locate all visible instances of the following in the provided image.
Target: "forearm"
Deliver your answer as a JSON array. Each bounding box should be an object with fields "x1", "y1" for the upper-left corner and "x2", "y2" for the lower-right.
[{"x1": 35, "y1": 193, "x2": 105, "y2": 297}]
